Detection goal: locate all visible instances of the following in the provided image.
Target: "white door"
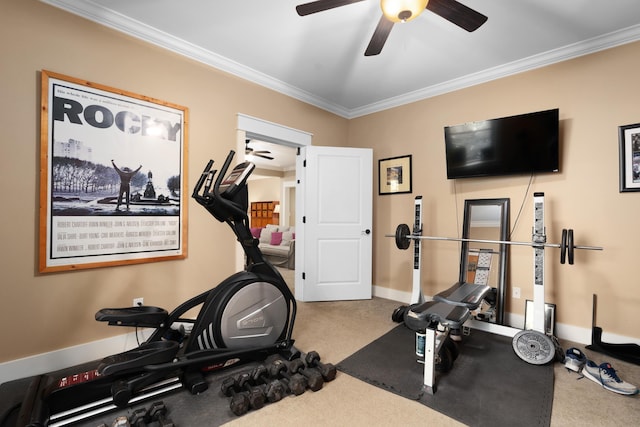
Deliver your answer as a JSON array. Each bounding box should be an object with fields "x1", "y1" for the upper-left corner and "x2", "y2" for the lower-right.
[{"x1": 295, "y1": 146, "x2": 373, "y2": 301}]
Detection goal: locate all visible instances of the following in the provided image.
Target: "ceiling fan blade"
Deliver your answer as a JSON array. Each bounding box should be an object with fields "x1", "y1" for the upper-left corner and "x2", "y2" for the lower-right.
[
  {"x1": 364, "y1": 15, "x2": 394, "y2": 56},
  {"x1": 426, "y1": 0, "x2": 488, "y2": 32},
  {"x1": 296, "y1": 0, "x2": 365, "y2": 16},
  {"x1": 255, "y1": 153, "x2": 274, "y2": 160}
]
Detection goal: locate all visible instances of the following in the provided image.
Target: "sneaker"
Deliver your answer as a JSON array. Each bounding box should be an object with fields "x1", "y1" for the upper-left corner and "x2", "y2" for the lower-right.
[
  {"x1": 564, "y1": 347, "x2": 587, "y2": 372},
  {"x1": 582, "y1": 360, "x2": 639, "y2": 395}
]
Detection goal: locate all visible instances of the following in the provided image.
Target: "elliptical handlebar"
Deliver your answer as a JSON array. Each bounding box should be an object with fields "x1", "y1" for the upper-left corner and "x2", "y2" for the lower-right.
[
  {"x1": 213, "y1": 150, "x2": 235, "y2": 199},
  {"x1": 192, "y1": 159, "x2": 215, "y2": 199},
  {"x1": 192, "y1": 150, "x2": 255, "y2": 222}
]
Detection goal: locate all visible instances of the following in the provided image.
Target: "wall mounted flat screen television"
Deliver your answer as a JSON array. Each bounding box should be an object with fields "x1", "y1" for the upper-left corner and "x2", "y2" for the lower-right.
[{"x1": 444, "y1": 108, "x2": 559, "y2": 179}]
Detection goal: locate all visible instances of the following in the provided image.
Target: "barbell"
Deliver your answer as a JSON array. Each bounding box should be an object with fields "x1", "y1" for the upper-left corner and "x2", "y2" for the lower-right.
[{"x1": 389, "y1": 223, "x2": 603, "y2": 265}]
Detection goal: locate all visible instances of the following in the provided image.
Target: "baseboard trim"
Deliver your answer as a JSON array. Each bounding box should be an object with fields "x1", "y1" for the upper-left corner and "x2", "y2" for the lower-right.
[{"x1": 0, "y1": 330, "x2": 151, "y2": 384}]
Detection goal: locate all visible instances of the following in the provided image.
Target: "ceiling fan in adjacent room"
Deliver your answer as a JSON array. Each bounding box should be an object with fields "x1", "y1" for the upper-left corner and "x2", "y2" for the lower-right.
[
  {"x1": 296, "y1": 0, "x2": 488, "y2": 56},
  {"x1": 245, "y1": 139, "x2": 274, "y2": 160}
]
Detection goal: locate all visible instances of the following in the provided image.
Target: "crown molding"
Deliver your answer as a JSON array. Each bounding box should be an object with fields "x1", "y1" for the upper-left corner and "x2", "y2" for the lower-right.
[
  {"x1": 40, "y1": 1, "x2": 640, "y2": 119},
  {"x1": 349, "y1": 23, "x2": 640, "y2": 118}
]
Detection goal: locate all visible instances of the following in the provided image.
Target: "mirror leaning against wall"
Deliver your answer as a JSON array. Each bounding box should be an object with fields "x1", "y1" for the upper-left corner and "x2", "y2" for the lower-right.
[{"x1": 459, "y1": 198, "x2": 510, "y2": 325}]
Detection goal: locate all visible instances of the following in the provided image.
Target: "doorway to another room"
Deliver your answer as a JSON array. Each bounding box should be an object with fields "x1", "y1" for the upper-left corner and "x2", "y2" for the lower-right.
[
  {"x1": 245, "y1": 140, "x2": 298, "y2": 274},
  {"x1": 236, "y1": 114, "x2": 309, "y2": 288},
  {"x1": 236, "y1": 114, "x2": 373, "y2": 302}
]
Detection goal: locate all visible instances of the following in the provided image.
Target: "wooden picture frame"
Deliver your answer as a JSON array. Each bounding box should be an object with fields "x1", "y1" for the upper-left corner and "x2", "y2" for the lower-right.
[
  {"x1": 39, "y1": 70, "x2": 188, "y2": 272},
  {"x1": 619, "y1": 122, "x2": 640, "y2": 192},
  {"x1": 378, "y1": 155, "x2": 412, "y2": 195}
]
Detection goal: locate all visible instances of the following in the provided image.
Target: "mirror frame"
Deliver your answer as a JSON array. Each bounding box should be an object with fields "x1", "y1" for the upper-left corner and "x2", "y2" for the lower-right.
[{"x1": 458, "y1": 198, "x2": 510, "y2": 325}]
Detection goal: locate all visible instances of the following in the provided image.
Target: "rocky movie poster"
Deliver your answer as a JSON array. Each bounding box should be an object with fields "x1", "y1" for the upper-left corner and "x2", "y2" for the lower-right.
[{"x1": 42, "y1": 72, "x2": 187, "y2": 271}]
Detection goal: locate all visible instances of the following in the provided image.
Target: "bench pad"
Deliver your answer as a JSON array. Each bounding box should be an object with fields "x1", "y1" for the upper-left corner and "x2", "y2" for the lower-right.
[{"x1": 433, "y1": 282, "x2": 490, "y2": 310}]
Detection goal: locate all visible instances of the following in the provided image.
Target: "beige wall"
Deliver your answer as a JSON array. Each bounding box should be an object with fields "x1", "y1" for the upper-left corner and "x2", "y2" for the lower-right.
[
  {"x1": 2, "y1": 0, "x2": 639, "y2": 365},
  {"x1": 0, "y1": 0, "x2": 347, "y2": 363},
  {"x1": 350, "y1": 41, "x2": 640, "y2": 340}
]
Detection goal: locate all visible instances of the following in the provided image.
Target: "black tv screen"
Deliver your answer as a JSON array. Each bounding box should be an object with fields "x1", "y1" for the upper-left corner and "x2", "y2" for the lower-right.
[{"x1": 444, "y1": 108, "x2": 559, "y2": 179}]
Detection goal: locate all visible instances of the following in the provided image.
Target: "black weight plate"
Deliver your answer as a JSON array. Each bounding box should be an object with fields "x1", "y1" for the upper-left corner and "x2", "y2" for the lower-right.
[
  {"x1": 395, "y1": 223, "x2": 411, "y2": 250},
  {"x1": 568, "y1": 229, "x2": 574, "y2": 265},
  {"x1": 435, "y1": 345, "x2": 453, "y2": 372},
  {"x1": 434, "y1": 346, "x2": 453, "y2": 372},
  {"x1": 391, "y1": 305, "x2": 407, "y2": 323},
  {"x1": 443, "y1": 336, "x2": 459, "y2": 361},
  {"x1": 560, "y1": 229, "x2": 567, "y2": 264}
]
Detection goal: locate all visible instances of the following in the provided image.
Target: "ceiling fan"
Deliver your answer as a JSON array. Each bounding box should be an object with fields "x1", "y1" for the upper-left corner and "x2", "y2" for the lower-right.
[
  {"x1": 245, "y1": 139, "x2": 274, "y2": 160},
  {"x1": 296, "y1": 0, "x2": 488, "y2": 56}
]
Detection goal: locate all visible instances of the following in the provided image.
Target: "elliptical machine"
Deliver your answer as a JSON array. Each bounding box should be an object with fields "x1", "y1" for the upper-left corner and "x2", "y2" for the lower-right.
[{"x1": 13, "y1": 150, "x2": 298, "y2": 426}]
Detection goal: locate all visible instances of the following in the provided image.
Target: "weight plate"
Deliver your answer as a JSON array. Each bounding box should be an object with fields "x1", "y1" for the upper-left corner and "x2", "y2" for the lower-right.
[
  {"x1": 512, "y1": 330, "x2": 555, "y2": 365},
  {"x1": 443, "y1": 336, "x2": 459, "y2": 361},
  {"x1": 560, "y1": 229, "x2": 567, "y2": 264},
  {"x1": 435, "y1": 345, "x2": 454, "y2": 373},
  {"x1": 395, "y1": 223, "x2": 411, "y2": 250},
  {"x1": 391, "y1": 305, "x2": 407, "y2": 323},
  {"x1": 567, "y1": 229, "x2": 574, "y2": 265}
]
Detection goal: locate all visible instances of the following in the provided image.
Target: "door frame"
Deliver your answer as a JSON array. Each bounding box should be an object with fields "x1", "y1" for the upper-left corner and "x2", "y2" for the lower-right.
[
  {"x1": 235, "y1": 114, "x2": 312, "y2": 272},
  {"x1": 281, "y1": 180, "x2": 295, "y2": 227}
]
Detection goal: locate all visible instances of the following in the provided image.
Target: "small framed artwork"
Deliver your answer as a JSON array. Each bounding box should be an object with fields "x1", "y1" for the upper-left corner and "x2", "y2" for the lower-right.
[
  {"x1": 378, "y1": 155, "x2": 412, "y2": 195},
  {"x1": 524, "y1": 300, "x2": 556, "y2": 335},
  {"x1": 618, "y1": 122, "x2": 640, "y2": 192}
]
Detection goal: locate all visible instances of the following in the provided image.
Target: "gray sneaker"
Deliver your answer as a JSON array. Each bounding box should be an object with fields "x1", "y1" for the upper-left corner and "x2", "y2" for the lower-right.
[{"x1": 582, "y1": 360, "x2": 639, "y2": 395}]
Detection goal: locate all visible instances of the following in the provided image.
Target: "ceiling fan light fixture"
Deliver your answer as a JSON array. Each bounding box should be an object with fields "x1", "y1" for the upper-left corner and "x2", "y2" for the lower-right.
[{"x1": 380, "y1": 0, "x2": 428, "y2": 23}]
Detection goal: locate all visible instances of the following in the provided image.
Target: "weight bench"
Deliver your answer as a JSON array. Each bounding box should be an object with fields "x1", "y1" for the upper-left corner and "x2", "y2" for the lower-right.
[
  {"x1": 403, "y1": 282, "x2": 491, "y2": 394},
  {"x1": 391, "y1": 196, "x2": 496, "y2": 393}
]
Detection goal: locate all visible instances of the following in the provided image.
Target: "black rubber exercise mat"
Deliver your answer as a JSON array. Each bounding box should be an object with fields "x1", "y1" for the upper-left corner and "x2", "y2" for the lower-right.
[{"x1": 337, "y1": 325, "x2": 553, "y2": 427}]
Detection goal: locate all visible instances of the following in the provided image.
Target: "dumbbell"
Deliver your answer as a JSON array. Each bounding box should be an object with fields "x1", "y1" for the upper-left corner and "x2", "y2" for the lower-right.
[
  {"x1": 237, "y1": 372, "x2": 266, "y2": 410},
  {"x1": 269, "y1": 359, "x2": 307, "y2": 396},
  {"x1": 221, "y1": 377, "x2": 250, "y2": 416},
  {"x1": 148, "y1": 401, "x2": 174, "y2": 427},
  {"x1": 305, "y1": 351, "x2": 337, "y2": 382},
  {"x1": 250, "y1": 365, "x2": 286, "y2": 403},
  {"x1": 128, "y1": 408, "x2": 149, "y2": 427},
  {"x1": 287, "y1": 358, "x2": 324, "y2": 391}
]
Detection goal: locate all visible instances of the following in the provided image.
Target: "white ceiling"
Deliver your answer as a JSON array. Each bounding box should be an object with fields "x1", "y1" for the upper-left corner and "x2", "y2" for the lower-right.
[
  {"x1": 42, "y1": 0, "x2": 640, "y2": 171},
  {"x1": 42, "y1": 0, "x2": 640, "y2": 120}
]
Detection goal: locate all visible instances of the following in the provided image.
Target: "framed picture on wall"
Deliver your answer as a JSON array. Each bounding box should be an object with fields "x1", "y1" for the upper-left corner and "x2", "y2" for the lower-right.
[
  {"x1": 378, "y1": 155, "x2": 412, "y2": 195},
  {"x1": 618, "y1": 122, "x2": 640, "y2": 192},
  {"x1": 39, "y1": 70, "x2": 189, "y2": 272}
]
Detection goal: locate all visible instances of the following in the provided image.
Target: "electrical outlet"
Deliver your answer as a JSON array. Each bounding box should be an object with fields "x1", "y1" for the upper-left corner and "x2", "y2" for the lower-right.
[
  {"x1": 512, "y1": 287, "x2": 521, "y2": 299},
  {"x1": 133, "y1": 297, "x2": 144, "y2": 307}
]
